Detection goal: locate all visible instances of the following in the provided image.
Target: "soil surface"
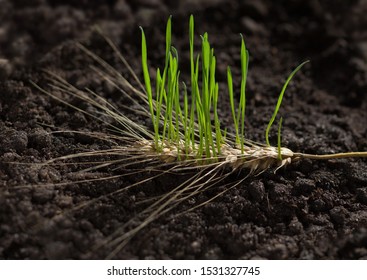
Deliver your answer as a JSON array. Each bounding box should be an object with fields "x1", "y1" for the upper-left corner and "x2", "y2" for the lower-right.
[{"x1": 1, "y1": 0, "x2": 367, "y2": 259}]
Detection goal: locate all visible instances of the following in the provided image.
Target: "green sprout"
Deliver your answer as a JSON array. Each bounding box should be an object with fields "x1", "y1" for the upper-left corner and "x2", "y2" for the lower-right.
[
  {"x1": 140, "y1": 15, "x2": 307, "y2": 162},
  {"x1": 265, "y1": 60, "x2": 309, "y2": 146}
]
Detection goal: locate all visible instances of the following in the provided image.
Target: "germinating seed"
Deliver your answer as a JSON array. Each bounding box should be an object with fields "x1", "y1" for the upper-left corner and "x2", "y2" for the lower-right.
[{"x1": 31, "y1": 15, "x2": 367, "y2": 258}]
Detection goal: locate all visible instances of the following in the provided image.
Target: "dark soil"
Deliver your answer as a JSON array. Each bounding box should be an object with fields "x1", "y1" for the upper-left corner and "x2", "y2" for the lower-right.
[{"x1": 1, "y1": 0, "x2": 367, "y2": 259}]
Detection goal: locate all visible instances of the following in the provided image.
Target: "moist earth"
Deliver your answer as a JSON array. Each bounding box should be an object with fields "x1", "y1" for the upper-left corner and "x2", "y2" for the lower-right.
[{"x1": 1, "y1": 0, "x2": 367, "y2": 259}]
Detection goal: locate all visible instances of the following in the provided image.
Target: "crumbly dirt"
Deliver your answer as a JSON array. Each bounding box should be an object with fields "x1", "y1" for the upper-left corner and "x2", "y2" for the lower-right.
[{"x1": 1, "y1": 0, "x2": 367, "y2": 259}]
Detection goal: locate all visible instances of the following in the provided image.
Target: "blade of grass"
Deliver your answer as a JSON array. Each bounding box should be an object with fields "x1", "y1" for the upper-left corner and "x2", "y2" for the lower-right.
[
  {"x1": 277, "y1": 117, "x2": 283, "y2": 160},
  {"x1": 213, "y1": 82, "x2": 222, "y2": 154},
  {"x1": 265, "y1": 60, "x2": 309, "y2": 146},
  {"x1": 238, "y1": 34, "x2": 249, "y2": 153},
  {"x1": 161, "y1": 17, "x2": 173, "y2": 145},
  {"x1": 182, "y1": 82, "x2": 190, "y2": 156},
  {"x1": 140, "y1": 26, "x2": 157, "y2": 147},
  {"x1": 227, "y1": 66, "x2": 239, "y2": 143},
  {"x1": 189, "y1": 15, "x2": 196, "y2": 153},
  {"x1": 201, "y1": 33, "x2": 211, "y2": 158}
]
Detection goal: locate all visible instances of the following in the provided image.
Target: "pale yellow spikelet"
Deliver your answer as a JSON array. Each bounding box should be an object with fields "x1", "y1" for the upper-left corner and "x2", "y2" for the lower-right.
[{"x1": 134, "y1": 139, "x2": 295, "y2": 173}]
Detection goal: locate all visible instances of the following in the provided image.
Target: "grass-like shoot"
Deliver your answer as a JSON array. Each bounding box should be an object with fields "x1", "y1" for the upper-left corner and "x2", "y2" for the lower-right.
[{"x1": 140, "y1": 15, "x2": 308, "y2": 162}]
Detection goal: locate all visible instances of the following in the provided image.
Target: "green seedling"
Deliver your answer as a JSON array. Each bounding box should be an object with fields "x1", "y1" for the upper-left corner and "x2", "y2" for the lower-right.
[{"x1": 139, "y1": 15, "x2": 313, "y2": 168}]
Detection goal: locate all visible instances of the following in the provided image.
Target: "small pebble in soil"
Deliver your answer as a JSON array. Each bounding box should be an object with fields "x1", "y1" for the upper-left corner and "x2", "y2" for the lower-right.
[{"x1": 190, "y1": 240, "x2": 201, "y2": 254}]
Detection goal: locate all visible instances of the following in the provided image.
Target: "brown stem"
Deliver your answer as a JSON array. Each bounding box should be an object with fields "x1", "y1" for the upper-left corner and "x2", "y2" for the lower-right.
[{"x1": 294, "y1": 151, "x2": 367, "y2": 160}]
